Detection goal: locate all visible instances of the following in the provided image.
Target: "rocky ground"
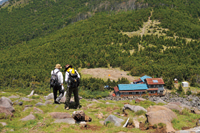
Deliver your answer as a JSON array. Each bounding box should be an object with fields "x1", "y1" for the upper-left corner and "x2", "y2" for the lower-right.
[{"x1": 0, "y1": 90, "x2": 200, "y2": 133}]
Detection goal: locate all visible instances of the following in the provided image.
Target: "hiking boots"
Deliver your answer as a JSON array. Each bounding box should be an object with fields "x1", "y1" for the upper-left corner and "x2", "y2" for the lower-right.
[{"x1": 54, "y1": 101, "x2": 60, "y2": 104}]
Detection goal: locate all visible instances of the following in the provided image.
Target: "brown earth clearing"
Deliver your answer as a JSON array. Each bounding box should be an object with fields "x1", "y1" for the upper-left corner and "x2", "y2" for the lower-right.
[{"x1": 80, "y1": 68, "x2": 138, "y2": 83}]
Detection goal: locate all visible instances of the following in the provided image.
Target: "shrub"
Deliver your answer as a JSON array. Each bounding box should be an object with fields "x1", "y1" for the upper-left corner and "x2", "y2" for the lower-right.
[
  {"x1": 135, "y1": 110, "x2": 146, "y2": 116},
  {"x1": 158, "y1": 123, "x2": 166, "y2": 128}
]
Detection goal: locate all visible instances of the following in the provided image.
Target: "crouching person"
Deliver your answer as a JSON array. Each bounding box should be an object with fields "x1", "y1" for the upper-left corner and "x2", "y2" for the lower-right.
[
  {"x1": 64, "y1": 64, "x2": 80, "y2": 110},
  {"x1": 50, "y1": 64, "x2": 64, "y2": 104}
]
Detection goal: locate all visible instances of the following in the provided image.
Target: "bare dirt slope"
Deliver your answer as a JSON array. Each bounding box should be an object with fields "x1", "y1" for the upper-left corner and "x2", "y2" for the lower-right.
[{"x1": 80, "y1": 68, "x2": 138, "y2": 82}]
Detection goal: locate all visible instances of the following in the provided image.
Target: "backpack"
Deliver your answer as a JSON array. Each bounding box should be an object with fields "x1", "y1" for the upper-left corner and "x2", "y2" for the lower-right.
[
  {"x1": 50, "y1": 70, "x2": 60, "y2": 88},
  {"x1": 68, "y1": 71, "x2": 80, "y2": 88}
]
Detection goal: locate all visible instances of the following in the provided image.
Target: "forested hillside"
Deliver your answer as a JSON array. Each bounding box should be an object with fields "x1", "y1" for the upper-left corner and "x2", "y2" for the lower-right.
[{"x1": 0, "y1": 0, "x2": 200, "y2": 94}]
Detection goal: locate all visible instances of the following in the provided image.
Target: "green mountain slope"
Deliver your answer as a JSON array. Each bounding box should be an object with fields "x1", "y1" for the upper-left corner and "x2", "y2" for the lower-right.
[{"x1": 0, "y1": 0, "x2": 200, "y2": 92}]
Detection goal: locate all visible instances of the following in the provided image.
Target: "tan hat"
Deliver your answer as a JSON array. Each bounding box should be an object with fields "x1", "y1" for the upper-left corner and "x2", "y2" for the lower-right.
[{"x1": 55, "y1": 64, "x2": 62, "y2": 69}]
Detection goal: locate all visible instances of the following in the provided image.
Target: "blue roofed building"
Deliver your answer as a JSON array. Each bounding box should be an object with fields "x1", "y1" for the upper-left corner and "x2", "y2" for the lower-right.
[
  {"x1": 114, "y1": 84, "x2": 148, "y2": 97},
  {"x1": 113, "y1": 75, "x2": 165, "y2": 97}
]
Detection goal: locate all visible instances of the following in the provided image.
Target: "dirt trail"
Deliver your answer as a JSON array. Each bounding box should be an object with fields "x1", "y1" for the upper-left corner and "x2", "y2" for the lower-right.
[
  {"x1": 81, "y1": 68, "x2": 138, "y2": 82},
  {"x1": 140, "y1": 10, "x2": 153, "y2": 37}
]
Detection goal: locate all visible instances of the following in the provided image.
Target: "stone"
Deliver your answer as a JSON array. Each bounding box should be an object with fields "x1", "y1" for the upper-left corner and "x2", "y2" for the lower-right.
[
  {"x1": 8, "y1": 95, "x2": 19, "y2": 99},
  {"x1": 49, "y1": 112, "x2": 71, "y2": 119},
  {"x1": 21, "y1": 97, "x2": 30, "y2": 101},
  {"x1": 97, "y1": 112, "x2": 103, "y2": 119},
  {"x1": 164, "y1": 103, "x2": 182, "y2": 112},
  {"x1": 154, "y1": 98, "x2": 166, "y2": 104},
  {"x1": 146, "y1": 105, "x2": 177, "y2": 133},
  {"x1": 45, "y1": 100, "x2": 53, "y2": 105},
  {"x1": 53, "y1": 118, "x2": 75, "y2": 124},
  {"x1": 135, "y1": 98, "x2": 146, "y2": 103},
  {"x1": 133, "y1": 119, "x2": 140, "y2": 128},
  {"x1": 104, "y1": 115, "x2": 124, "y2": 127},
  {"x1": 35, "y1": 102, "x2": 45, "y2": 106},
  {"x1": 72, "y1": 110, "x2": 92, "y2": 122},
  {"x1": 45, "y1": 93, "x2": 54, "y2": 100},
  {"x1": 123, "y1": 104, "x2": 147, "y2": 112},
  {"x1": 0, "y1": 122, "x2": 7, "y2": 126},
  {"x1": 33, "y1": 107, "x2": 43, "y2": 114},
  {"x1": 21, "y1": 114, "x2": 35, "y2": 121},
  {"x1": 0, "y1": 98, "x2": 14, "y2": 118},
  {"x1": 18, "y1": 102, "x2": 23, "y2": 106}
]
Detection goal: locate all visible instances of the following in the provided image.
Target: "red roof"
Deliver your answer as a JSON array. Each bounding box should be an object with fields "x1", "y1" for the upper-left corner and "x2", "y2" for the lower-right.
[
  {"x1": 114, "y1": 86, "x2": 119, "y2": 92},
  {"x1": 147, "y1": 88, "x2": 158, "y2": 91},
  {"x1": 146, "y1": 78, "x2": 165, "y2": 85},
  {"x1": 133, "y1": 79, "x2": 142, "y2": 82}
]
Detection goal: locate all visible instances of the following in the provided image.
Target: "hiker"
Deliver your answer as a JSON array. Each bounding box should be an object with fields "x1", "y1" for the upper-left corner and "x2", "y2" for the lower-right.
[
  {"x1": 64, "y1": 64, "x2": 80, "y2": 110},
  {"x1": 50, "y1": 64, "x2": 64, "y2": 104}
]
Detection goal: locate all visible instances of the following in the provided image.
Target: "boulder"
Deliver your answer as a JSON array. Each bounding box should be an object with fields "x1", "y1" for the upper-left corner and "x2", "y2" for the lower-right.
[
  {"x1": 0, "y1": 97, "x2": 14, "y2": 112},
  {"x1": 104, "y1": 115, "x2": 124, "y2": 127},
  {"x1": 21, "y1": 114, "x2": 35, "y2": 121},
  {"x1": 191, "y1": 108, "x2": 200, "y2": 114},
  {"x1": 49, "y1": 112, "x2": 71, "y2": 119},
  {"x1": 135, "y1": 98, "x2": 146, "y2": 103},
  {"x1": 123, "y1": 104, "x2": 147, "y2": 112},
  {"x1": 164, "y1": 103, "x2": 182, "y2": 112},
  {"x1": 154, "y1": 98, "x2": 166, "y2": 104},
  {"x1": 146, "y1": 105, "x2": 177, "y2": 133},
  {"x1": 0, "y1": 107, "x2": 13, "y2": 118},
  {"x1": 72, "y1": 110, "x2": 92, "y2": 122},
  {"x1": 133, "y1": 119, "x2": 140, "y2": 128},
  {"x1": 45, "y1": 93, "x2": 54, "y2": 100}
]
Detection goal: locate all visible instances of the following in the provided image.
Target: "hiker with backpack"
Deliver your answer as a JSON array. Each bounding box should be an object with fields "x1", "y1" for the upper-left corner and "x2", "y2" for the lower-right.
[
  {"x1": 64, "y1": 64, "x2": 80, "y2": 110},
  {"x1": 50, "y1": 64, "x2": 64, "y2": 104}
]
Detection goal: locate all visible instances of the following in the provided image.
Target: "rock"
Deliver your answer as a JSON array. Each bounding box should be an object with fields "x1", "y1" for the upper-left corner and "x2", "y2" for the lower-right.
[
  {"x1": 53, "y1": 118, "x2": 75, "y2": 124},
  {"x1": 97, "y1": 112, "x2": 103, "y2": 119},
  {"x1": 21, "y1": 97, "x2": 30, "y2": 101},
  {"x1": 35, "y1": 102, "x2": 45, "y2": 106},
  {"x1": 164, "y1": 103, "x2": 182, "y2": 112},
  {"x1": 154, "y1": 98, "x2": 166, "y2": 104},
  {"x1": 135, "y1": 98, "x2": 146, "y2": 103},
  {"x1": 60, "y1": 96, "x2": 66, "y2": 103},
  {"x1": 45, "y1": 93, "x2": 54, "y2": 100},
  {"x1": 0, "y1": 122, "x2": 7, "y2": 126},
  {"x1": 18, "y1": 102, "x2": 23, "y2": 106},
  {"x1": 105, "y1": 102, "x2": 115, "y2": 105},
  {"x1": 133, "y1": 119, "x2": 140, "y2": 128},
  {"x1": 99, "y1": 121, "x2": 104, "y2": 125},
  {"x1": 49, "y1": 112, "x2": 71, "y2": 119},
  {"x1": 123, "y1": 104, "x2": 147, "y2": 112},
  {"x1": 45, "y1": 100, "x2": 53, "y2": 105},
  {"x1": 72, "y1": 110, "x2": 92, "y2": 122},
  {"x1": 27, "y1": 90, "x2": 34, "y2": 97},
  {"x1": 0, "y1": 97, "x2": 14, "y2": 113},
  {"x1": 21, "y1": 114, "x2": 35, "y2": 121},
  {"x1": 146, "y1": 105, "x2": 177, "y2": 133},
  {"x1": 24, "y1": 105, "x2": 33, "y2": 107},
  {"x1": 0, "y1": 107, "x2": 13, "y2": 118},
  {"x1": 104, "y1": 115, "x2": 124, "y2": 127},
  {"x1": 191, "y1": 108, "x2": 200, "y2": 114},
  {"x1": 8, "y1": 95, "x2": 19, "y2": 99},
  {"x1": 33, "y1": 107, "x2": 43, "y2": 114}
]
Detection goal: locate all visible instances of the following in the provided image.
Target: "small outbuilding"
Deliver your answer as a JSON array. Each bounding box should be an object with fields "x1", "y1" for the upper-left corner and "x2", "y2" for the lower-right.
[{"x1": 182, "y1": 82, "x2": 189, "y2": 87}]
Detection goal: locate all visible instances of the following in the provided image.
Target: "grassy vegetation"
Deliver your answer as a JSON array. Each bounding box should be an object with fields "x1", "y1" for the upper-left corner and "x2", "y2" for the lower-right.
[{"x1": 1, "y1": 91, "x2": 200, "y2": 132}]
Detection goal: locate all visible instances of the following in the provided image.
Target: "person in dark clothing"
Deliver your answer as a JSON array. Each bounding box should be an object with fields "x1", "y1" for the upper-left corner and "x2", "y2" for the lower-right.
[{"x1": 64, "y1": 64, "x2": 80, "y2": 110}]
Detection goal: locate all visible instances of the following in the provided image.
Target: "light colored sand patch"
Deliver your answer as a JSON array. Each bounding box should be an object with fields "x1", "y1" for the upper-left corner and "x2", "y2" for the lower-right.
[{"x1": 80, "y1": 68, "x2": 139, "y2": 82}]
